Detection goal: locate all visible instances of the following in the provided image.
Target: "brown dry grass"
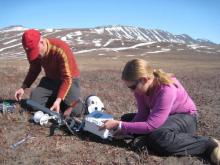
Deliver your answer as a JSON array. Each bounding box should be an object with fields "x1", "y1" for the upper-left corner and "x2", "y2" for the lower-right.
[{"x1": 0, "y1": 52, "x2": 220, "y2": 164}]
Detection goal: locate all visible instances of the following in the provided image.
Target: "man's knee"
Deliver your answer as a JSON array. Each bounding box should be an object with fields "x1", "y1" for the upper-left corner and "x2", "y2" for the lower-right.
[
  {"x1": 30, "y1": 87, "x2": 49, "y2": 106},
  {"x1": 30, "y1": 88, "x2": 41, "y2": 101}
]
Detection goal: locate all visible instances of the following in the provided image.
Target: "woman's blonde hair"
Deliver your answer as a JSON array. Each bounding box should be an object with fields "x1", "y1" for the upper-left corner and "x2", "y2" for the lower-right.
[{"x1": 122, "y1": 58, "x2": 174, "y2": 85}]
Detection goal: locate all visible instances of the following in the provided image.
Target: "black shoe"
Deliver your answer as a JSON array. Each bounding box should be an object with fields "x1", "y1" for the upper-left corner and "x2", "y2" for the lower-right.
[{"x1": 132, "y1": 135, "x2": 149, "y2": 152}]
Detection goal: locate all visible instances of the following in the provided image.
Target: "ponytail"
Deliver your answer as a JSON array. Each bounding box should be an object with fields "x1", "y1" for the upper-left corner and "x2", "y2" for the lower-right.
[{"x1": 153, "y1": 69, "x2": 174, "y2": 85}]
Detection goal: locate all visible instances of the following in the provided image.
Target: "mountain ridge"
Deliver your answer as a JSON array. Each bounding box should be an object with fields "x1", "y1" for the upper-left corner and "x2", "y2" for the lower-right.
[
  {"x1": 0, "y1": 25, "x2": 217, "y2": 45},
  {"x1": 0, "y1": 25, "x2": 219, "y2": 58}
]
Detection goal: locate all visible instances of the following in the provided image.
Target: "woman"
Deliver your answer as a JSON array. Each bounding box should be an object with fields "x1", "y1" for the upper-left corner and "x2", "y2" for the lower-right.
[{"x1": 101, "y1": 59, "x2": 220, "y2": 164}]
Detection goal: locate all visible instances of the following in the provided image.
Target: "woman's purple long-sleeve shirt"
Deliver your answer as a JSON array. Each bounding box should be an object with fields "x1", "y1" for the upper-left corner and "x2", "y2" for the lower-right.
[{"x1": 121, "y1": 78, "x2": 197, "y2": 134}]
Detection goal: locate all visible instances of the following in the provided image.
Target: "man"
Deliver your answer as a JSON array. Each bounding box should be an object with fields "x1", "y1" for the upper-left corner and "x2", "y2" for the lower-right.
[{"x1": 15, "y1": 29, "x2": 82, "y2": 117}]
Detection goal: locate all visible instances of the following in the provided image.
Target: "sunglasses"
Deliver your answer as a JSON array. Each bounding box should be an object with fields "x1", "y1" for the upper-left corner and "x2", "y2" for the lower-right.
[{"x1": 127, "y1": 80, "x2": 140, "y2": 90}]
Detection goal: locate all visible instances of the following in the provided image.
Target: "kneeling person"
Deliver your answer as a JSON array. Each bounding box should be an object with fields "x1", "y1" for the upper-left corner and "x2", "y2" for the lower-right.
[{"x1": 15, "y1": 29, "x2": 82, "y2": 117}]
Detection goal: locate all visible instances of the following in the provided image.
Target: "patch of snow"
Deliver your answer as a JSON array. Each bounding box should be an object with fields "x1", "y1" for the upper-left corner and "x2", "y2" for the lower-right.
[
  {"x1": 75, "y1": 42, "x2": 156, "y2": 54},
  {"x1": 61, "y1": 36, "x2": 67, "y2": 41},
  {"x1": 139, "y1": 29, "x2": 152, "y2": 41},
  {"x1": 60, "y1": 32, "x2": 82, "y2": 42},
  {"x1": 3, "y1": 39, "x2": 18, "y2": 45},
  {"x1": 112, "y1": 42, "x2": 156, "y2": 51},
  {"x1": 0, "y1": 43, "x2": 22, "y2": 52},
  {"x1": 103, "y1": 39, "x2": 114, "y2": 47},
  {"x1": 118, "y1": 27, "x2": 133, "y2": 40},
  {"x1": 170, "y1": 38, "x2": 185, "y2": 44},
  {"x1": 153, "y1": 29, "x2": 166, "y2": 41},
  {"x1": 123, "y1": 27, "x2": 136, "y2": 40},
  {"x1": 0, "y1": 52, "x2": 10, "y2": 56},
  {"x1": 150, "y1": 30, "x2": 161, "y2": 42},
  {"x1": 132, "y1": 28, "x2": 146, "y2": 40},
  {"x1": 113, "y1": 27, "x2": 124, "y2": 38},
  {"x1": 135, "y1": 33, "x2": 146, "y2": 41},
  {"x1": 94, "y1": 28, "x2": 104, "y2": 34},
  {"x1": 92, "y1": 39, "x2": 102, "y2": 47},
  {"x1": 74, "y1": 31, "x2": 82, "y2": 36},
  {"x1": 75, "y1": 49, "x2": 97, "y2": 54},
  {"x1": 105, "y1": 28, "x2": 113, "y2": 35},
  {"x1": 147, "y1": 48, "x2": 170, "y2": 54},
  {"x1": 187, "y1": 44, "x2": 208, "y2": 49},
  {"x1": 1, "y1": 26, "x2": 28, "y2": 32},
  {"x1": 45, "y1": 28, "x2": 54, "y2": 32},
  {"x1": 76, "y1": 37, "x2": 84, "y2": 44},
  {"x1": 66, "y1": 33, "x2": 74, "y2": 39},
  {"x1": 0, "y1": 32, "x2": 23, "y2": 42}
]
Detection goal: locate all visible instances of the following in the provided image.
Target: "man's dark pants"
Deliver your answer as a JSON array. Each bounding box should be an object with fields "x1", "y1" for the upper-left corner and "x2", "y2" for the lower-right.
[{"x1": 30, "y1": 77, "x2": 83, "y2": 116}]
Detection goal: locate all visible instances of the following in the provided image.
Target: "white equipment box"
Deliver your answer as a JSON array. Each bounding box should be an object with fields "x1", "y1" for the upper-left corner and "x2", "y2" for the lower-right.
[{"x1": 83, "y1": 111, "x2": 113, "y2": 139}]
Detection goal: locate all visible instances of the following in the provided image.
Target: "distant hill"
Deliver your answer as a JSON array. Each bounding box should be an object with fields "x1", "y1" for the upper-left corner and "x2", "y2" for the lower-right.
[{"x1": 0, "y1": 25, "x2": 219, "y2": 58}]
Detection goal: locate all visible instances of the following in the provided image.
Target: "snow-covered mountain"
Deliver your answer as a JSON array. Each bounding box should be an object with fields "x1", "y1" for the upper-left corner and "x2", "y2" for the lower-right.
[
  {"x1": 0, "y1": 25, "x2": 28, "y2": 32},
  {"x1": 92, "y1": 25, "x2": 217, "y2": 45},
  {"x1": 0, "y1": 25, "x2": 219, "y2": 58}
]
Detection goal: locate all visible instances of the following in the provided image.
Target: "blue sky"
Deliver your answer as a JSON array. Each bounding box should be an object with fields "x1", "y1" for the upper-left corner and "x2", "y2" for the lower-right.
[{"x1": 0, "y1": 0, "x2": 219, "y2": 43}]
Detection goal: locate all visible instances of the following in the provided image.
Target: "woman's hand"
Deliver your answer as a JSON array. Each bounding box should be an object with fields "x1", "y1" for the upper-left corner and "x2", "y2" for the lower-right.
[
  {"x1": 100, "y1": 120, "x2": 129, "y2": 139},
  {"x1": 50, "y1": 98, "x2": 62, "y2": 113},
  {"x1": 99, "y1": 120, "x2": 120, "y2": 130}
]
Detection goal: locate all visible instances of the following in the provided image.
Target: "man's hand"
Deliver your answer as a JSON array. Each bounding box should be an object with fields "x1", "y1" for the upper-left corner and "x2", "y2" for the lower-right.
[
  {"x1": 14, "y1": 88, "x2": 25, "y2": 101},
  {"x1": 63, "y1": 106, "x2": 73, "y2": 118},
  {"x1": 50, "y1": 98, "x2": 62, "y2": 113},
  {"x1": 99, "y1": 120, "x2": 120, "y2": 130}
]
